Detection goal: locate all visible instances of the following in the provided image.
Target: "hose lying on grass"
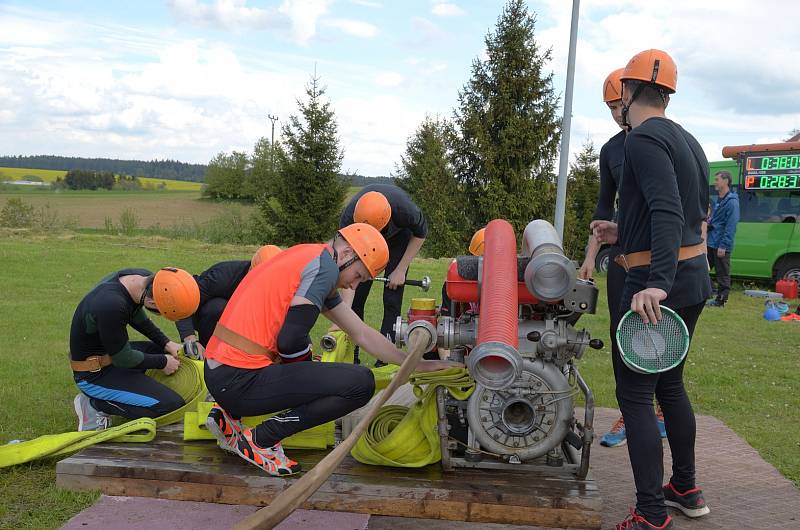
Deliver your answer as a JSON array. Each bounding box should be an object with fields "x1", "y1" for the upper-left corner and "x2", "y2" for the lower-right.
[{"x1": 0, "y1": 356, "x2": 206, "y2": 468}]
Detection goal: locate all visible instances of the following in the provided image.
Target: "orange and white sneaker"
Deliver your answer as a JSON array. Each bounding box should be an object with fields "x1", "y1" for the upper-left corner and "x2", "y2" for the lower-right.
[
  {"x1": 206, "y1": 405, "x2": 243, "y2": 453},
  {"x1": 234, "y1": 428, "x2": 301, "y2": 476}
]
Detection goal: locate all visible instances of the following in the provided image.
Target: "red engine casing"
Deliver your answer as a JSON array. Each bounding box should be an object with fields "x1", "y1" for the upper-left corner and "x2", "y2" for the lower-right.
[{"x1": 445, "y1": 259, "x2": 539, "y2": 305}]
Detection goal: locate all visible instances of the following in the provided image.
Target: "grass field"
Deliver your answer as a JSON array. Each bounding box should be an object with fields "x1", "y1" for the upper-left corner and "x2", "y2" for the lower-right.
[
  {"x1": 0, "y1": 167, "x2": 202, "y2": 191},
  {"x1": 0, "y1": 230, "x2": 797, "y2": 528},
  {"x1": 0, "y1": 190, "x2": 252, "y2": 229}
]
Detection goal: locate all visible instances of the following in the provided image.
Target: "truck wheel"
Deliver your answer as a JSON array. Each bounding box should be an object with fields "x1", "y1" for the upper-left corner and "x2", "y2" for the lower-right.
[
  {"x1": 775, "y1": 256, "x2": 800, "y2": 283},
  {"x1": 595, "y1": 246, "x2": 611, "y2": 273}
]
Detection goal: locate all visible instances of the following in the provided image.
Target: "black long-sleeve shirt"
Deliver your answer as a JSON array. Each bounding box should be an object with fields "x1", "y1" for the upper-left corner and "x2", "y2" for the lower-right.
[
  {"x1": 593, "y1": 130, "x2": 625, "y2": 222},
  {"x1": 340, "y1": 184, "x2": 428, "y2": 240},
  {"x1": 175, "y1": 260, "x2": 250, "y2": 340},
  {"x1": 69, "y1": 269, "x2": 169, "y2": 370},
  {"x1": 617, "y1": 117, "x2": 711, "y2": 308}
]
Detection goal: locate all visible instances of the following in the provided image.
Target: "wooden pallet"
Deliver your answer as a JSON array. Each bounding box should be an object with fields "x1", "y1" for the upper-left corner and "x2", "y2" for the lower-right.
[{"x1": 56, "y1": 424, "x2": 602, "y2": 529}]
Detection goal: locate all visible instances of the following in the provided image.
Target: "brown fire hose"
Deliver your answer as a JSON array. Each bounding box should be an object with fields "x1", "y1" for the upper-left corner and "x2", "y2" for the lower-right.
[{"x1": 230, "y1": 321, "x2": 437, "y2": 530}]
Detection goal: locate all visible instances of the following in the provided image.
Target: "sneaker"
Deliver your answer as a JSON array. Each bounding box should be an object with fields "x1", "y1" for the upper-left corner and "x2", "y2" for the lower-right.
[
  {"x1": 605, "y1": 508, "x2": 674, "y2": 529},
  {"x1": 663, "y1": 482, "x2": 711, "y2": 518},
  {"x1": 705, "y1": 299, "x2": 724, "y2": 307},
  {"x1": 233, "y1": 427, "x2": 301, "y2": 476},
  {"x1": 206, "y1": 405, "x2": 243, "y2": 453},
  {"x1": 73, "y1": 394, "x2": 111, "y2": 431},
  {"x1": 600, "y1": 416, "x2": 627, "y2": 447}
]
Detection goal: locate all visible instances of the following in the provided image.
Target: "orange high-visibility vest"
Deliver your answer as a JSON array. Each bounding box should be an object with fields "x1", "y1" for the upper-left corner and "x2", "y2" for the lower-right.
[{"x1": 205, "y1": 244, "x2": 333, "y2": 369}]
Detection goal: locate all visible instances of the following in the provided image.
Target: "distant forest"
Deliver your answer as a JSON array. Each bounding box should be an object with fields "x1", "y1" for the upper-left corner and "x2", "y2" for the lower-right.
[
  {"x1": 349, "y1": 174, "x2": 394, "y2": 186},
  {"x1": 0, "y1": 155, "x2": 207, "y2": 182}
]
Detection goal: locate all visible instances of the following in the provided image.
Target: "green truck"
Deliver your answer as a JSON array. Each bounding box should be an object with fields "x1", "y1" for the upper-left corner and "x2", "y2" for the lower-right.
[{"x1": 593, "y1": 141, "x2": 800, "y2": 282}]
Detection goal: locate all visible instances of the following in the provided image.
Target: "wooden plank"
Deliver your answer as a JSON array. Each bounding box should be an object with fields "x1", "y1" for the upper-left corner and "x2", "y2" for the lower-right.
[
  {"x1": 56, "y1": 474, "x2": 601, "y2": 528},
  {"x1": 56, "y1": 455, "x2": 600, "y2": 511},
  {"x1": 56, "y1": 425, "x2": 602, "y2": 529}
]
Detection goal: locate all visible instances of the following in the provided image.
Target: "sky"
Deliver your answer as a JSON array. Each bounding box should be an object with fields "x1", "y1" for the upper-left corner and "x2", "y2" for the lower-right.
[{"x1": 1, "y1": 0, "x2": 798, "y2": 177}]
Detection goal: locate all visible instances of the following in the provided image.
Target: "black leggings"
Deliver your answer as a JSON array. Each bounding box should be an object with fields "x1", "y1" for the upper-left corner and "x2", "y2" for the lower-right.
[
  {"x1": 612, "y1": 301, "x2": 704, "y2": 524},
  {"x1": 204, "y1": 360, "x2": 375, "y2": 448},
  {"x1": 75, "y1": 342, "x2": 185, "y2": 419}
]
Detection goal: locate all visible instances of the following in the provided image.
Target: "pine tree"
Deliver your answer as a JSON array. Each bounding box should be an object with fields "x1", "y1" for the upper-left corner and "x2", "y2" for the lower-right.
[
  {"x1": 396, "y1": 117, "x2": 469, "y2": 257},
  {"x1": 562, "y1": 140, "x2": 600, "y2": 259},
  {"x1": 258, "y1": 74, "x2": 348, "y2": 245},
  {"x1": 450, "y1": 0, "x2": 561, "y2": 237}
]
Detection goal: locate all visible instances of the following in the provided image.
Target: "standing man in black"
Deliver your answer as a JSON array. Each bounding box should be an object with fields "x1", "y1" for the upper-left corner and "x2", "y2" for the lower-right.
[
  {"x1": 339, "y1": 185, "x2": 427, "y2": 365},
  {"x1": 591, "y1": 49, "x2": 712, "y2": 530}
]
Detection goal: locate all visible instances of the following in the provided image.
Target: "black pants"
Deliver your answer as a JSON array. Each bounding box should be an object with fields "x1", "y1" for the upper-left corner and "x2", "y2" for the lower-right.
[
  {"x1": 75, "y1": 341, "x2": 185, "y2": 419},
  {"x1": 351, "y1": 229, "x2": 411, "y2": 363},
  {"x1": 193, "y1": 297, "x2": 229, "y2": 346},
  {"x1": 204, "y1": 360, "x2": 375, "y2": 448},
  {"x1": 707, "y1": 248, "x2": 731, "y2": 302},
  {"x1": 612, "y1": 301, "x2": 704, "y2": 524},
  {"x1": 607, "y1": 245, "x2": 626, "y2": 334}
]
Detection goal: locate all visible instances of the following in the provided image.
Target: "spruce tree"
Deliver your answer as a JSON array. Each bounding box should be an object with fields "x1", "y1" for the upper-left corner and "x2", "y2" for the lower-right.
[
  {"x1": 396, "y1": 117, "x2": 469, "y2": 257},
  {"x1": 562, "y1": 140, "x2": 600, "y2": 259},
  {"x1": 259, "y1": 74, "x2": 348, "y2": 245},
  {"x1": 450, "y1": 0, "x2": 561, "y2": 236}
]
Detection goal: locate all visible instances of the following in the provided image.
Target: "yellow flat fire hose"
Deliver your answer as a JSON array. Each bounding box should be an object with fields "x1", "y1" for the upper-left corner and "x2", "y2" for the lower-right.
[
  {"x1": 0, "y1": 356, "x2": 205, "y2": 468},
  {"x1": 350, "y1": 367, "x2": 474, "y2": 467},
  {"x1": 230, "y1": 322, "x2": 437, "y2": 530}
]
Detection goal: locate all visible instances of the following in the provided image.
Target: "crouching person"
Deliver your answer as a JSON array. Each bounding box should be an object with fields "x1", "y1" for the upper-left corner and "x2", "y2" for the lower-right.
[
  {"x1": 176, "y1": 245, "x2": 282, "y2": 359},
  {"x1": 70, "y1": 268, "x2": 200, "y2": 430},
  {"x1": 203, "y1": 223, "x2": 459, "y2": 476}
]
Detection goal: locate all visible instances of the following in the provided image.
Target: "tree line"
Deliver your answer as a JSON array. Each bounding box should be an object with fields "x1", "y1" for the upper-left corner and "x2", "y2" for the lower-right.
[
  {"x1": 200, "y1": 0, "x2": 601, "y2": 259},
  {"x1": 54, "y1": 170, "x2": 147, "y2": 191},
  {"x1": 0, "y1": 155, "x2": 207, "y2": 182}
]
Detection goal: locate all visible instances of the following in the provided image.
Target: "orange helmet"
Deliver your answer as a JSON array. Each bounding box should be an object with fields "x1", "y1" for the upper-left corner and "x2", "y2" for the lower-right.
[
  {"x1": 353, "y1": 191, "x2": 391, "y2": 231},
  {"x1": 603, "y1": 68, "x2": 624, "y2": 102},
  {"x1": 469, "y1": 228, "x2": 486, "y2": 256},
  {"x1": 251, "y1": 244, "x2": 282, "y2": 269},
  {"x1": 338, "y1": 223, "x2": 389, "y2": 278},
  {"x1": 151, "y1": 268, "x2": 200, "y2": 321},
  {"x1": 620, "y1": 49, "x2": 677, "y2": 93}
]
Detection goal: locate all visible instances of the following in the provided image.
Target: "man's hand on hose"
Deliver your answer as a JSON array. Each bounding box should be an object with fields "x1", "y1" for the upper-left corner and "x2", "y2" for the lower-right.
[
  {"x1": 162, "y1": 354, "x2": 180, "y2": 375},
  {"x1": 631, "y1": 287, "x2": 667, "y2": 324},
  {"x1": 183, "y1": 338, "x2": 205, "y2": 360},
  {"x1": 163, "y1": 341, "x2": 181, "y2": 358}
]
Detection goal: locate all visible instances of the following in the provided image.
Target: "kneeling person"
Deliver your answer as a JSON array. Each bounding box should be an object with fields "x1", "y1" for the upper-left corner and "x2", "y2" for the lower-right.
[
  {"x1": 70, "y1": 268, "x2": 200, "y2": 430},
  {"x1": 203, "y1": 223, "x2": 458, "y2": 476},
  {"x1": 176, "y1": 245, "x2": 282, "y2": 358}
]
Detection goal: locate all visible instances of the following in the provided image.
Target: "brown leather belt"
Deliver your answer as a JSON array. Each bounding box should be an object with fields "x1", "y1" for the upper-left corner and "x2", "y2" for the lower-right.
[
  {"x1": 70, "y1": 354, "x2": 113, "y2": 372},
  {"x1": 212, "y1": 323, "x2": 281, "y2": 364},
  {"x1": 614, "y1": 243, "x2": 706, "y2": 272}
]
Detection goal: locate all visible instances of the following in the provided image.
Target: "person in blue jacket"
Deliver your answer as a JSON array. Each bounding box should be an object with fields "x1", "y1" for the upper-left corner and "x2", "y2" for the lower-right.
[{"x1": 706, "y1": 170, "x2": 740, "y2": 307}]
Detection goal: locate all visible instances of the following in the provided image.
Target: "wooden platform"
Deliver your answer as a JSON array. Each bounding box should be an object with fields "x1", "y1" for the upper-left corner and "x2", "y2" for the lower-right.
[{"x1": 56, "y1": 424, "x2": 602, "y2": 529}]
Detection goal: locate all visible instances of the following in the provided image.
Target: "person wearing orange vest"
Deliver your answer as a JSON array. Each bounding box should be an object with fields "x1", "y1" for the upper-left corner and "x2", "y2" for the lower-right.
[
  {"x1": 70, "y1": 267, "x2": 199, "y2": 431},
  {"x1": 175, "y1": 245, "x2": 282, "y2": 359},
  {"x1": 203, "y1": 223, "x2": 459, "y2": 476}
]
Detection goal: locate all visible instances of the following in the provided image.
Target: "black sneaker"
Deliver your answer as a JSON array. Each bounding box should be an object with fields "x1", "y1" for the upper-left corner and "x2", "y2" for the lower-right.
[
  {"x1": 605, "y1": 509, "x2": 674, "y2": 529},
  {"x1": 663, "y1": 482, "x2": 711, "y2": 518}
]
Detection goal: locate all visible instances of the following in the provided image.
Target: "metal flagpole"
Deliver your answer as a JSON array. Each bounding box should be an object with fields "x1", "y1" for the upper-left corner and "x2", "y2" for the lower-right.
[{"x1": 554, "y1": 0, "x2": 580, "y2": 240}]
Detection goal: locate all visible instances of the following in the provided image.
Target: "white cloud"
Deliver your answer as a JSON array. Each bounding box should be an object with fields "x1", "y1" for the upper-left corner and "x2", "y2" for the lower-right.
[
  {"x1": 324, "y1": 18, "x2": 378, "y2": 38},
  {"x1": 167, "y1": 0, "x2": 333, "y2": 45},
  {"x1": 432, "y1": 3, "x2": 465, "y2": 17},
  {"x1": 374, "y1": 72, "x2": 404, "y2": 88},
  {"x1": 350, "y1": 0, "x2": 382, "y2": 7}
]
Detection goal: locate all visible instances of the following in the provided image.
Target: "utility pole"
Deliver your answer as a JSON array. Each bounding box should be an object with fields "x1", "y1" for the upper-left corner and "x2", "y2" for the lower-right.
[
  {"x1": 554, "y1": 0, "x2": 580, "y2": 240},
  {"x1": 268, "y1": 114, "x2": 279, "y2": 169}
]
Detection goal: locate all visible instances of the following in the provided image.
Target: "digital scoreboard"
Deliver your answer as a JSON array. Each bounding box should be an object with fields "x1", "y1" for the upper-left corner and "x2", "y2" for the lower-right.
[{"x1": 743, "y1": 153, "x2": 800, "y2": 190}]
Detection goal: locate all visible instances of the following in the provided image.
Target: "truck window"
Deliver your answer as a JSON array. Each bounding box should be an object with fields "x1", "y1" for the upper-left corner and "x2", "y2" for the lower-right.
[{"x1": 740, "y1": 190, "x2": 799, "y2": 223}]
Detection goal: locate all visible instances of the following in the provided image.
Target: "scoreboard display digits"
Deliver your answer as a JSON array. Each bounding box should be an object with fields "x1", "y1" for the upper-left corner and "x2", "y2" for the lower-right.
[{"x1": 743, "y1": 153, "x2": 800, "y2": 190}]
